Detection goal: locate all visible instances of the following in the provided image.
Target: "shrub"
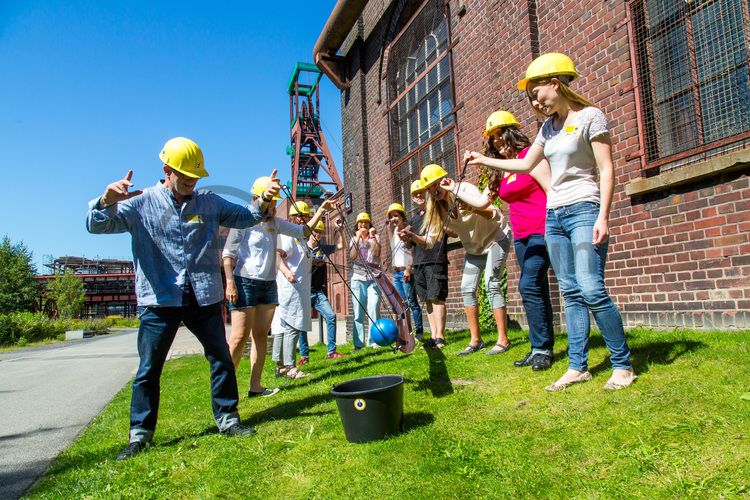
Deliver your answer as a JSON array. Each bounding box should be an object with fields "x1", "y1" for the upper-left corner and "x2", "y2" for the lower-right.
[
  {"x1": 477, "y1": 270, "x2": 508, "y2": 334},
  {"x1": 107, "y1": 316, "x2": 140, "y2": 328},
  {"x1": 0, "y1": 312, "x2": 70, "y2": 346},
  {"x1": 0, "y1": 313, "x2": 122, "y2": 346},
  {"x1": 45, "y1": 269, "x2": 85, "y2": 319},
  {"x1": 0, "y1": 236, "x2": 38, "y2": 313}
]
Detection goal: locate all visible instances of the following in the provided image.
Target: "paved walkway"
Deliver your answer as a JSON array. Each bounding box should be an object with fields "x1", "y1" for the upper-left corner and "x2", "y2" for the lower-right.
[{"x1": 0, "y1": 329, "x2": 140, "y2": 499}]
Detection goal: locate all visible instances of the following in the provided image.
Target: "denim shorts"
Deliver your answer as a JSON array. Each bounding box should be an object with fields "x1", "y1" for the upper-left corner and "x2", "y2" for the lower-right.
[{"x1": 229, "y1": 276, "x2": 278, "y2": 310}]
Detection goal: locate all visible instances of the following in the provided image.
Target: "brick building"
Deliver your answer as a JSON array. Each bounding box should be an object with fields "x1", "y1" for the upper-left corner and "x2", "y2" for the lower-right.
[{"x1": 313, "y1": 0, "x2": 750, "y2": 330}]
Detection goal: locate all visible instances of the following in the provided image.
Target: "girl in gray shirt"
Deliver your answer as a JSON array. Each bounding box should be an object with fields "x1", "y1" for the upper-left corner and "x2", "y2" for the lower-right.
[{"x1": 464, "y1": 52, "x2": 635, "y2": 392}]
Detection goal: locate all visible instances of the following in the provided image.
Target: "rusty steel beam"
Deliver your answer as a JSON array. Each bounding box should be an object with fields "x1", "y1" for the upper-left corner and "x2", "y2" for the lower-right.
[{"x1": 313, "y1": 0, "x2": 369, "y2": 89}]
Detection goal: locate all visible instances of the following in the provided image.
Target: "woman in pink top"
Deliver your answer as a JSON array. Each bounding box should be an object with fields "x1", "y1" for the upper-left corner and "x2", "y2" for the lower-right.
[{"x1": 441, "y1": 110, "x2": 554, "y2": 371}]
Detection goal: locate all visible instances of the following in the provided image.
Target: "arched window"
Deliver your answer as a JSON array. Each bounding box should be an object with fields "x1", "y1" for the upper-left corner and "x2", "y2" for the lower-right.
[{"x1": 386, "y1": 0, "x2": 457, "y2": 210}]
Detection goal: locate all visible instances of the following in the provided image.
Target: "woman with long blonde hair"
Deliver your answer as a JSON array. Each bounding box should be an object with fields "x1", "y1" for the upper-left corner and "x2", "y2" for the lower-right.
[
  {"x1": 406, "y1": 163, "x2": 512, "y2": 356},
  {"x1": 465, "y1": 53, "x2": 635, "y2": 391}
]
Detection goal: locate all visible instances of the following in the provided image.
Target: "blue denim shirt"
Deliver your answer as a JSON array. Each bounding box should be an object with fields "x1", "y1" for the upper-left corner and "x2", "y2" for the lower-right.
[{"x1": 86, "y1": 181, "x2": 266, "y2": 307}]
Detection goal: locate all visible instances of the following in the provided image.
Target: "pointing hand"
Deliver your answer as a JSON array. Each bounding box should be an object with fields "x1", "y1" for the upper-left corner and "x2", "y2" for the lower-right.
[{"x1": 101, "y1": 170, "x2": 143, "y2": 206}]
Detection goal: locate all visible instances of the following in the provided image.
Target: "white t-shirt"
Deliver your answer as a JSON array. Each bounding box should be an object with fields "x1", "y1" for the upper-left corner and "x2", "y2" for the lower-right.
[
  {"x1": 390, "y1": 226, "x2": 413, "y2": 269},
  {"x1": 223, "y1": 218, "x2": 305, "y2": 281},
  {"x1": 534, "y1": 106, "x2": 608, "y2": 209}
]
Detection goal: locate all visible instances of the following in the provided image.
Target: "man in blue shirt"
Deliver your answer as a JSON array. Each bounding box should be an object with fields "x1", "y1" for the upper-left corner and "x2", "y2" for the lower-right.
[{"x1": 87, "y1": 137, "x2": 281, "y2": 460}]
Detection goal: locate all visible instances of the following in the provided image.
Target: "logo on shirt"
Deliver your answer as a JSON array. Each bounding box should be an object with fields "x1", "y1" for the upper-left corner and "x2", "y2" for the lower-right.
[
  {"x1": 186, "y1": 215, "x2": 203, "y2": 224},
  {"x1": 266, "y1": 227, "x2": 276, "y2": 233},
  {"x1": 564, "y1": 125, "x2": 579, "y2": 134},
  {"x1": 506, "y1": 174, "x2": 517, "y2": 184}
]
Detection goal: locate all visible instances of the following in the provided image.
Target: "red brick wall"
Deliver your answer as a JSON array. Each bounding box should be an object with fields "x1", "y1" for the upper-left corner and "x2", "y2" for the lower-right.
[{"x1": 334, "y1": 0, "x2": 750, "y2": 331}]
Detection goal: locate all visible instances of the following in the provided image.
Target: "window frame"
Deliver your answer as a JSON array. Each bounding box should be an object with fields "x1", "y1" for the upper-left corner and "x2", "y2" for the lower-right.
[
  {"x1": 627, "y1": 0, "x2": 750, "y2": 172},
  {"x1": 385, "y1": 0, "x2": 460, "y2": 190}
]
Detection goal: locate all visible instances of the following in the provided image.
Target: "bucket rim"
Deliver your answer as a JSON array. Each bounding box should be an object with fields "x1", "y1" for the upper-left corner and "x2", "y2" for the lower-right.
[{"x1": 330, "y1": 374, "x2": 404, "y2": 397}]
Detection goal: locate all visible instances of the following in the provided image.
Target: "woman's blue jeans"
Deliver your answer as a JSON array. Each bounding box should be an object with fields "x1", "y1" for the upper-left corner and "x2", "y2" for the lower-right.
[
  {"x1": 351, "y1": 279, "x2": 380, "y2": 348},
  {"x1": 514, "y1": 234, "x2": 554, "y2": 355},
  {"x1": 392, "y1": 270, "x2": 423, "y2": 336},
  {"x1": 298, "y1": 290, "x2": 338, "y2": 355},
  {"x1": 545, "y1": 202, "x2": 631, "y2": 372}
]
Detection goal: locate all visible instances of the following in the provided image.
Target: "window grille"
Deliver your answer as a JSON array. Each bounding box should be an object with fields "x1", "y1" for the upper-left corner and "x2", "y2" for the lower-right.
[
  {"x1": 386, "y1": 0, "x2": 457, "y2": 210},
  {"x1": 391, "y1": 129, "x2": 457, "y2": 214},
  {"x1": 630, "y1": 0, "x2": 750, "y2": 167}
]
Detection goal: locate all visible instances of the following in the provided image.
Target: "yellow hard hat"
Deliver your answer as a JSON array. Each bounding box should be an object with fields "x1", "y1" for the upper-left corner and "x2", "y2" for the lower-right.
[
  {"x1": 313, "y1": 221, "x2": 325, "y2": 232},
  {"x1": 410, "y1": 179, "x2": 425, "y2": 194},
  {"x1": 420, "y1": 163, "x2": 448, "y2": 188},
  {"x1": 517, "y1": 52, "x2": 579, "y2": 91},
  {"x1": 289, "y1": 201, "x2": 311, "y2": 216},
  {"x1": 386, "y1": 203, "x2": 405, "y2": 216},
  {"x1": 250, "y1": 176, "x2": 282, "y2": 200},
  {"x1": 356, "y1": 212, "x2": 371, "y2": 224},
  {"x1": 159, "y1": 137, "x2": 208, "y2": 178},
  {"x1": 483, "y1": 110, "x2": 521, "y2": 137}
]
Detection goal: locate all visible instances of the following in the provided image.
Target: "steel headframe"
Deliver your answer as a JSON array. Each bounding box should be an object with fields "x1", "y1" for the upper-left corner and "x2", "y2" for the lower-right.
[{"x1": 288, "y1": 62, "x2": 343, "y2": 202}]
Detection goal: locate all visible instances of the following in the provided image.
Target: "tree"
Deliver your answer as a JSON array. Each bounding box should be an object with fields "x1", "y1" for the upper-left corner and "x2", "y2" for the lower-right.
[
  {"x1": 46, "y1": 269, "x2": 85, "y2": 319},
  {"x1": 0, "y1": 236, "x2": 38, "y2": 313}
]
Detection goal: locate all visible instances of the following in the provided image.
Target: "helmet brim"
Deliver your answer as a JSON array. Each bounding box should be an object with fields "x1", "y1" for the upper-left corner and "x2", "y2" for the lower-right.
[
  {"x1": 164, "y1": 163, "x2": 208, "y2": 179},
  {"x1": 518, "y1": 72, "x2": 579, "y2": 91},
  {"x1": 421, "y1": 173, "x2": 447, "y2": 188},
  {"x1": 483, "y1": 125, "x2": 501, "y2": 138}
]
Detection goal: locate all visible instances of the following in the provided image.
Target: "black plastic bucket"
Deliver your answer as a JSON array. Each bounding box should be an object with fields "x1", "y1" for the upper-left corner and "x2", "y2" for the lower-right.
[{"x1": 331, "y1": 375, "x2": 404, "y2": 443}]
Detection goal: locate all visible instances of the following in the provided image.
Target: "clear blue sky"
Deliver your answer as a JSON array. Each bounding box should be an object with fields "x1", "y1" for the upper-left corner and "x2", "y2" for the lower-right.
[{"x1": 0, "y1": 0, "x2": 343, "y2": 273}]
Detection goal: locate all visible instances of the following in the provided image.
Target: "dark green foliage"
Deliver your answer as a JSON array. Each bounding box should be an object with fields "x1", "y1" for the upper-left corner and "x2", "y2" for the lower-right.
[
  {"x1": 0, "y1": 313, "x2": 114, "y2": 346},
  {"x1": 45, "y1": 269, "x2": 85, "y2": 319},
  {"x1": 0, "y1": 236, "x2": 38, "y2": 313}
]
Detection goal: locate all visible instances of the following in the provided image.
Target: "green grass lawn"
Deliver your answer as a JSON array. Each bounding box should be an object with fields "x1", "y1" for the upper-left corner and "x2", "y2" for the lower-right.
[{"x1": 29, "y1": 327, "x2": 750, "y2": 498}]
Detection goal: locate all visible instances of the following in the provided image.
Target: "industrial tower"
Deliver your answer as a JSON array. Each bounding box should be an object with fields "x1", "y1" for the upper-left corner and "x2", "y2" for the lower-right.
[
  {"x1": 286, "y1": 62, "x2": 348, "y2": 320},
  {"x1": 286, "y1": 62, "x2": 343, "y2": 200}
]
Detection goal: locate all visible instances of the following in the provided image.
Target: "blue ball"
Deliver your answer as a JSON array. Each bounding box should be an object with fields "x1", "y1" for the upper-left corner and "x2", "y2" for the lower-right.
[{"x1": 369, "y1": 318, "x2": 399, "y2": 346}]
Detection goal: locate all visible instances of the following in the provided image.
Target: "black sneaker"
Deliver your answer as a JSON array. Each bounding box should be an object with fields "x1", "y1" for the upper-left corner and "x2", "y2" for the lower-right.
[
  {"x1": 222, "y1": 423, "x2": 257, "y2": 437},
  {"x1": 514, "y1": 351, "x2": 534, "y2": 367},
  {"x1": 116, "y1": 441, "x2": 146, "y2": 461},
  {"x1": 531, "y1": 353, "x2": 553, "y2": 371}
]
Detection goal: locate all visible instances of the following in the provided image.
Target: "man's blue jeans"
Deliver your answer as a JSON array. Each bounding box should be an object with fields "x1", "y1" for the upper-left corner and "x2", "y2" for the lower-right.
[
  {"x1": 392, "y1": 270, "x2": 424, "y2": 336},
  {"x1": 545, "y1": 202, "x2": 632, "y2": 372},
  {"x1": 130, "y1": 299, "x2": 240, "y2": 444},
  {"x1": 514, "y1": 234, "x2": 554, "y2": 355},
  {"x1": 298, "y1": 291, "x2": 338, "y2": 356}
]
